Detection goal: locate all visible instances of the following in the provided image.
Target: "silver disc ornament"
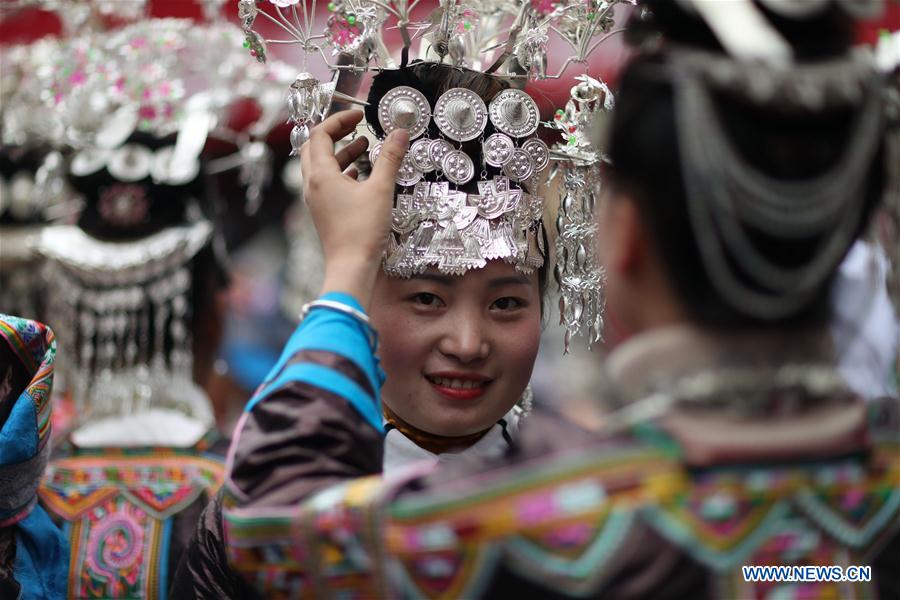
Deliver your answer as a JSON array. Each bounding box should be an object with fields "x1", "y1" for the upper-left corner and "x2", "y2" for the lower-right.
[
  {"x1": 522, "y1": 138, "x2": 550, "y2": 172},
  {"x1": 396, "y1": 155, "x2": 423, "y2": 187},
  {"x1": 502, "y1": 148, "x2": 534, "y2": 182},
  {"x1": 489, "y1": 89, "x2": 539, "y2": 138},
  {"x1": 442, "y1": 150, "x2": 475, "y2": 185},
  {"x1": 429, "y1": 139, "x2": 455, "y2": 169},
  {"x1": 410, "y1": 138, "x2": 436, "y2": 172},
  {"x1": 483, "y1": 133, "x2": 514, "y2": 167},
  {"x1": 433, "y1": 88, "x2": 488, "y2": 142},
  {"x1": 378, "y1": 86, "x2": 431, "y2": 140},
  {"x1": 369, "y1": 142, "x2": 382, "y2": 166}
]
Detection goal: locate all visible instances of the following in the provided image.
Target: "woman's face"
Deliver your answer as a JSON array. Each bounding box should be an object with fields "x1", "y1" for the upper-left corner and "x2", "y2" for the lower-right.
[{"x1": 370, "y1": 260, "x2": 542, "y2": 437}]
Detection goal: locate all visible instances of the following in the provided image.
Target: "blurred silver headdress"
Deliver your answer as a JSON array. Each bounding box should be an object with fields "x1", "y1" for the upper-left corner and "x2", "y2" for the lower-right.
[
  {"x1": 651, "y1": 0, "x2": 891, "y2": 321},
  {"x1": 4, "y1": 10, "x2": 293, "y2": 439}
]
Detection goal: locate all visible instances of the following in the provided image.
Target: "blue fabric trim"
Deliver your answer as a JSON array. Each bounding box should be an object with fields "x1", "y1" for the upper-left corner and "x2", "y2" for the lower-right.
[
  {"x1": 245, "y1": 292, "x2": 385, "y2": 432},
  {"x1": 248, "y1": 363, "x2": 383, "y2": 433},
  {"x1": 259, "y1": 292, "x2": 382, "y2": 394},
  {"x1": 14, "y1": 506, "x2": 69, "y2": 600},
  {"x1": 157, "y1": 518, "x2": 173, "y2": 600}
]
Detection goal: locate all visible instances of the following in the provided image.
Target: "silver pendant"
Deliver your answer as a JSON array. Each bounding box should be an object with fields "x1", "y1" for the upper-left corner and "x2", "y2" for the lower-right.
[
  {"x1": 238, "y1": 0, "x2": 258, "y2": 30},
  {"x1": 442, "y1": 150, "x2": 475, "y2": 185},
  {"x1": 522, "y1": 138, "x2": 550, "y2": 173},
  {"x1": 433, "y1": 88, "x2": 488, "y2": 142},
  {"x1": 396, "y1": 155, "x2": 423, "y2": 187},
  {"x1": 472, "y1": 177, "x2": 522, "y2": 220},
  {"x1": 378, "y1": 86, "x2": 431, "y2": 140},
  {"x1": 71, "y1": 148, "x2": 112, "y2": 177},
  {"x1": 289, "y1": 73, "x2": 319, "y2": 124},
  {"x1": 369, "y1": 141, "x2": 383, "y2": 165},
  {"x1": 489, "y1": 89, "x2": 539, "y2": 138},
  {"x1": 152, "y1": 146, "x2": 200, "y2": 185},
  {"x1": 429, "y1": 139, "x2": 455, "y2": 167},
  {"x1": 410, "y1": 138, "x2": 436, "y2": 172},
  {"x1": 289, "y1": 124, "x2": 310, "y2": 157},
  {"x1": 483, "y1": 133, "x2": 514, "y2": 167},
  {"x1": 107, "y1": 144, "x2": 153, "y2": 182},
  {"x1": 502, "y1": 148, "x2": 535, "y2": 182}
]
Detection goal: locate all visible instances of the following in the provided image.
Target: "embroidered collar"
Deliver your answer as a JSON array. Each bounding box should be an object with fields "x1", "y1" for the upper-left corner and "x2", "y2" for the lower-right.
[{"x1": 383, "y1": 403, "x2": 493, "y2": 455}]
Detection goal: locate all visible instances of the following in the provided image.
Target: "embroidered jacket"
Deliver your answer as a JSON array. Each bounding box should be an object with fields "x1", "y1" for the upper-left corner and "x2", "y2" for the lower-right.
[
  {"x1": 35, "y1": 361, "x2": 227, "y2": 599},
  {"x1": 38, "y1": 439, "x2": 226, "y2": 599},
  {"x1": 186, "y1": 297, "x2": 900, "y2": 598}
]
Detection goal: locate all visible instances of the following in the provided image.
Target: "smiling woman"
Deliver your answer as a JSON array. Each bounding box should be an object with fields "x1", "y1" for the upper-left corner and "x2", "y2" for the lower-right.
[
  {"x1": 171, "y1": 66, "x2": 551, "y2": 596},
  {"x1": 356, "y1": 64, "x2": 549, "y2": 472},
  {"x1": 372, "y1": 261, "x2": 543, "y2": 470}
]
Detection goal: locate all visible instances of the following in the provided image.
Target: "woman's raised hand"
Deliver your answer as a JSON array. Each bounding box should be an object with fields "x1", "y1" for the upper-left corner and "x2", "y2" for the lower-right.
[{"x1": 300, "y1": 110, "x2": 409, "y2": 308}]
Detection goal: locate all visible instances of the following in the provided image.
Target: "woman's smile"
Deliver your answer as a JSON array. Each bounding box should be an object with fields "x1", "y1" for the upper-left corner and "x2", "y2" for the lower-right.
[{"x1": 425, "y1": 371, "x2": 494, "y2": 400}]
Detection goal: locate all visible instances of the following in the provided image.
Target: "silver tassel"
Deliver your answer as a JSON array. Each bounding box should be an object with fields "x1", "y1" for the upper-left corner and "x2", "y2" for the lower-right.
[{"x1": 555, "y1": 162, "x2": 606, "y2": 353}]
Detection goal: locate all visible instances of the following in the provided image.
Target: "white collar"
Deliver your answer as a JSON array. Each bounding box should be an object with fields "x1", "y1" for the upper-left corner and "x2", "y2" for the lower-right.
[{"x1": 382, "y1": 407, "x2": 521, "y2": 478}]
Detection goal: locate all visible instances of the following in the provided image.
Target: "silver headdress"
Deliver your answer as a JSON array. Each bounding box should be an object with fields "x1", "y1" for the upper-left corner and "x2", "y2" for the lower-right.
[
  {"x1": 376, "y1": 81, "x2": 549, "y2": 277},
  {"x1": 12, "y1": 15, "x2": 292, "y2": 443},
  {"x1": 241, "y1": 0, "x2": 634, "y2": 348},
  {"x1": 549, "y1": 75, "x2": 613, "y2": 350},
  {"x1": 0, "y1": 24, "x2": 80, "y2": 321}
]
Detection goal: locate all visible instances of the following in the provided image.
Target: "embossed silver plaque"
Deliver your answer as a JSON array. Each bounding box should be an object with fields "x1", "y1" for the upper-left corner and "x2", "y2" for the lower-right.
[
  {"x1": 369, "y1": 141, "x2": 382, "y2": 165},
  {"x1": 378, "y1": 86, "x2": 431, "y2": 140},
  {"x1": 489, "y1": 89, "x2": 539, "y2": 138},
  {"x1": 433, "y1": 88, "x2": 488, "y2": 142},
  {"x1": 483, "y1": 133, "x2": 514, "y2": 167},
  {"x1": 410, "y1": 138, "x2": 436, "y2": 172},
  {"x1": 441, "y1": 149, "x2": 475, "y2": 185},
  {"x1": 502, "y1": 148, "x2": 534, "y2": 182},
  {"x1": 396, "y1": 155, "x2": 423, "y2": 187},
  {"x1": 522, "y1": 138, "x2": 550, "y2": 172},
  {"x1": 428, "y1": 139, "x2": 455, "y2": 168}
]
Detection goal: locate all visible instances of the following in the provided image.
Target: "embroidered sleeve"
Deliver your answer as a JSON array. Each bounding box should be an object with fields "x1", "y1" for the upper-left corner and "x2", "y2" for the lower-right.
[{"x1": 221, "y1": 292, "x2": 388, "y2": 594}]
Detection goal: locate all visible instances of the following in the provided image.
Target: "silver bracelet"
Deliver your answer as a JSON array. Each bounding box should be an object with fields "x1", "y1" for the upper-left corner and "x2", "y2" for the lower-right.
[{"x1": 299, "y1": 299, "x2": 377, "y2": 347}]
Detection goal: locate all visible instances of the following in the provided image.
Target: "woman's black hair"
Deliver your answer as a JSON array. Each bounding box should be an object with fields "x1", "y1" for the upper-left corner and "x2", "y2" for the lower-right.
[{"x1": 605, "y1": 2, "x2": 885, "y2": 330}]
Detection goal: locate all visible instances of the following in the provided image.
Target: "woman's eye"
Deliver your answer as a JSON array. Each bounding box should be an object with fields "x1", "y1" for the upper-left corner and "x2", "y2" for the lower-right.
[
  {"x1": 412, "y1": 293, "x2": 444, "y2": 308},
  {"x1": 490, "y1": 297, "x2": 523, "y2": 311}
]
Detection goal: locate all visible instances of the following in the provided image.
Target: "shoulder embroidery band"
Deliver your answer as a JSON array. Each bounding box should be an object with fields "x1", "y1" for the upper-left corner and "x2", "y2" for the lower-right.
[
  {"x1": 225, "y1": 438, "x2": 900, "y2": 599},
  {"x1": 39, "y1": 450, "x2": 224, "y2": 599}
]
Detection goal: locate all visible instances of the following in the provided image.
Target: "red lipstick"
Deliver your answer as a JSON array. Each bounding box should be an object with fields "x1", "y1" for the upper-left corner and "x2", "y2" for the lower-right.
[{"x1": 425, "y1": 372, "x2": 492, "y2": 401}]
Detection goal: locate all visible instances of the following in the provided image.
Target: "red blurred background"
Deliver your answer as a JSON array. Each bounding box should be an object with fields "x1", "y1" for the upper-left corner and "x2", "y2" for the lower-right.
[
  {"x1": 5, "y1": 1, "x2": 896, "y2": 99},
  {"x1": 2, "y1": 0, "x2": 898, "y2": 145}
]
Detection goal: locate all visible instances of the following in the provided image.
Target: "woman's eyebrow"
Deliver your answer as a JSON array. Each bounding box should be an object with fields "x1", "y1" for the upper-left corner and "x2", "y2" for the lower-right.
[
  {"x1": 409, "y1": 273, "x2": 454, "y2": 285},
  {"x1": 488, "y1": 275, "x2": 531, "y2": 288}
]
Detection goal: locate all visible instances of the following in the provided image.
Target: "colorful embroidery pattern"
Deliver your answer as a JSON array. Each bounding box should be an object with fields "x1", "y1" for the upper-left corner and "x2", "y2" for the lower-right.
[
  {"x1": 0, "y1": 313, "x2": 55, "y2": 445},
  {"x1": 39, "y1": 450, "x2": 224, "y2": 599},
  {"x1": 0, "y1": 314, "x2": 56, "y2": 527},
  {"x1": 225, "y1": 439, "x2": 900, "y2": 599},
  {"x1": 69, "y1": 495, "x2": 165, "y2": 598}
]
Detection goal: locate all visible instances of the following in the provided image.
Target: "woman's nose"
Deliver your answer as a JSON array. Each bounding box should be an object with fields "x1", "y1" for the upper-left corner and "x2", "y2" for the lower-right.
[{"x1": 437, "y1": 313, "x2": 490, "y2": 364}]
